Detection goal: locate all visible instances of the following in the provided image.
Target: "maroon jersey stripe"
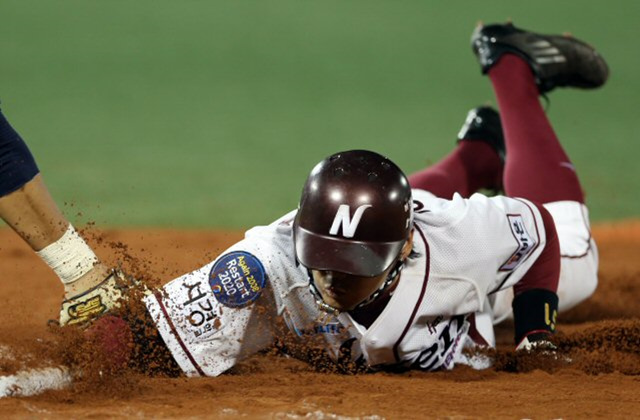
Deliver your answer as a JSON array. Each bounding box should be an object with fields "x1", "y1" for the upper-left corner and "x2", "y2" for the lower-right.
[
  {"x1": 153, "y1": 290, "x2": 206, "y2": 376},
  {"x1": 393, "y1": 225, "x2": 431, "y2": 363}
]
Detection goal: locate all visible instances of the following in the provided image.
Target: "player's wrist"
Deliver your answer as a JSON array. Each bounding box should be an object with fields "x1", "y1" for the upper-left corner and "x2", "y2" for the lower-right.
[
  {"x1": 512, "y1": 288, "x2": 559, "y2": 345},
  {"x1": 36, "y1": 224, "x2": 100, "y2": 285},
  {"x1": 63, "y1": 263, "x2": 111, "y2": 299}
]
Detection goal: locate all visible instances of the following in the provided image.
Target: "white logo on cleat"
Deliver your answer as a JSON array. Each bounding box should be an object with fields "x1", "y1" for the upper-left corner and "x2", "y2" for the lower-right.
[
  {"x1": 529, "y1": 40, "x2": 552, "y2": 48},
  {"x1": 528, "y1": 40, "x2": 566, "y2": 64}
]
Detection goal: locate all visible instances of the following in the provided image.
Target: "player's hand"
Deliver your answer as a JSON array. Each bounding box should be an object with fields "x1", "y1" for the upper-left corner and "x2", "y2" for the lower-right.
[
  {"x1": 59, "y1": 269, "x2": 132, "y2": 326},
  {"x1": 515, "y1": 335, "x2": 557, "y2": 352},
  {"x1": 516, "y1": 333, "x2": 571, "y2": 364}
]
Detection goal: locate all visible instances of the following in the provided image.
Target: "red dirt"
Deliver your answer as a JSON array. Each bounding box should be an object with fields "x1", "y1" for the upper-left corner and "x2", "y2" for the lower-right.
[{"x1": 0, "y1": 222, "x2": 639, "y2": 418}]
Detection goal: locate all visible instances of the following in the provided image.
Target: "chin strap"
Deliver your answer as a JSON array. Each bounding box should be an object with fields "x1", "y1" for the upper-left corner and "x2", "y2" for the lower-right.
[
  {"x1": 307, "y1": 258, "x2": 406, "y2": 315},
  {"x1": 307, "y1": 278, "x2": 341, "y2": 316},
  {"x1": 354, "y1": 259, "x2": 404, "y2": 309}
]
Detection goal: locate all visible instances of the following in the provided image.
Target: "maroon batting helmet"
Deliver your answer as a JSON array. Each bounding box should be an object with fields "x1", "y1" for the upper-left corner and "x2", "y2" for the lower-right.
[{"x1": 293, "y1": 150, "x2": 413, "y2": 277}]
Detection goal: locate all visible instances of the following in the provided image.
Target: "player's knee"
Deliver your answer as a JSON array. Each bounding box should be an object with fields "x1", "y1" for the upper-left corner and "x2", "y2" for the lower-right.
[{"x1": 0, "y1": 108, "x2": 39, "y2": 197}]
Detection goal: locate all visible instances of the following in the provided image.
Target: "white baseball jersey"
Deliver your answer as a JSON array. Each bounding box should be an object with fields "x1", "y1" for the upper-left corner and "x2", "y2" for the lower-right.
[{"x1": 144, "y1": 189, "x2": 549, "y2": 377}]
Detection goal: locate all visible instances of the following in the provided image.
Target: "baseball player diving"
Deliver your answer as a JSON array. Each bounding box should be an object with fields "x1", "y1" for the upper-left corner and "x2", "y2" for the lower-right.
[{"x1": 2, "y1": 22, "x2": 607, "y2": 375}]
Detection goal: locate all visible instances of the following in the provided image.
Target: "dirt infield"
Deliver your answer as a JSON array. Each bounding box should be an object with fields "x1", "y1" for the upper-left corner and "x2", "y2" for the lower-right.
[{"x1": 1, "y1": 222, "x2": 639, "y2": 418}]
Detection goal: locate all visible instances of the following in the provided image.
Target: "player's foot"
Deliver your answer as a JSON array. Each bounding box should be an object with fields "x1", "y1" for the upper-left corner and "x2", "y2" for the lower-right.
[
  {"x1": 471, "y1": 22, "x2": 609, "y2": 93},
  {"x1": 457, "y1": 106, "x2": 505, "y2": 162}
]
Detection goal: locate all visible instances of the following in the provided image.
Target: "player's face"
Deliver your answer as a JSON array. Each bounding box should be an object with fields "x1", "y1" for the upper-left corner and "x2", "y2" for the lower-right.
[
  {"x1": 310, "y1": 231, "x2": 414, "y2": 311},
  {"x1": 311, "y1": 267, "x2": 392, "y2": 312}
]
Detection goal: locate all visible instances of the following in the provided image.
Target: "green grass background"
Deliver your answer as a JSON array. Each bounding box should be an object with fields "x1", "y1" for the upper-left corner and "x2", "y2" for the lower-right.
[{"x1": 1, "y1": 0, "x2": 638, "y2": 228}]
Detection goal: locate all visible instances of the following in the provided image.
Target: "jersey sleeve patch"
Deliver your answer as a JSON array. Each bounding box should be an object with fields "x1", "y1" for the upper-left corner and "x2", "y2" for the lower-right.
[
  {"x1": 209, "y1": 251, "x2": 267, "y2": 308},
  {"x1": 500, "y1": 214, "x2": 538, "y2": 271}
]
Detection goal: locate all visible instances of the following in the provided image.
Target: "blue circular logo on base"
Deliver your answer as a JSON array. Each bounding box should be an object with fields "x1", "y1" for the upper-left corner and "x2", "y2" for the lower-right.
[{"x1": 208, "y1": 251, "x2": 266, "y2": 308}]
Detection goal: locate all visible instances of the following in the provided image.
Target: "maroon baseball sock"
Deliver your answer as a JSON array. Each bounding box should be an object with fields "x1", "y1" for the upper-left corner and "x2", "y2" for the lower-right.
[
  {"x1": 408, "y1": 141, "x2": 503, "y2": 199},
  {"x1": 488, "y1": 55, "x2": 584, "y2": 203}
]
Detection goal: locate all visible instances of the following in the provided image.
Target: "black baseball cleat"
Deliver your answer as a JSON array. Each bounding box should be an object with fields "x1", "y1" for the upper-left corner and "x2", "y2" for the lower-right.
[
  {"x1": 471, "y1": 22, "x2": 609, "y2": 93},
  {"x1": 457, "y1": 106, "x2": 505, "y2": 162}
]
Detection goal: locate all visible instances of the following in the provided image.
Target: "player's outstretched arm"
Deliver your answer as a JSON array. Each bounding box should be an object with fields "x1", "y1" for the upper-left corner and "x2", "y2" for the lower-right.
[
  {"x1": 0, "y1": 174, "x2": 112, "y2": 295},
  {"x1": 510, "y1": 203, "x2": 561, "y2": 350}
]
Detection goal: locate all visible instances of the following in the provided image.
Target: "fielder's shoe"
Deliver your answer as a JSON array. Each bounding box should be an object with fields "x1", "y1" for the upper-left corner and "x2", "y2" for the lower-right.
[
  {"x1": 59, "y1": 269, "x2": 132, "y2": 326},
  {"x1": 471, "y1": 22, "x2": 609, "y2": 93},
  {"x1": 457, "y1": 106, "x2": 505, "y2": 162}
]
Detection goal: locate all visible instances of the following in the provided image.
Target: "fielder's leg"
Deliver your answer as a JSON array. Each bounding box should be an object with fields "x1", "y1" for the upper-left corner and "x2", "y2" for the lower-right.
[{"x1": 0, "y1": 105, "x2": 123, "y2": 325}]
